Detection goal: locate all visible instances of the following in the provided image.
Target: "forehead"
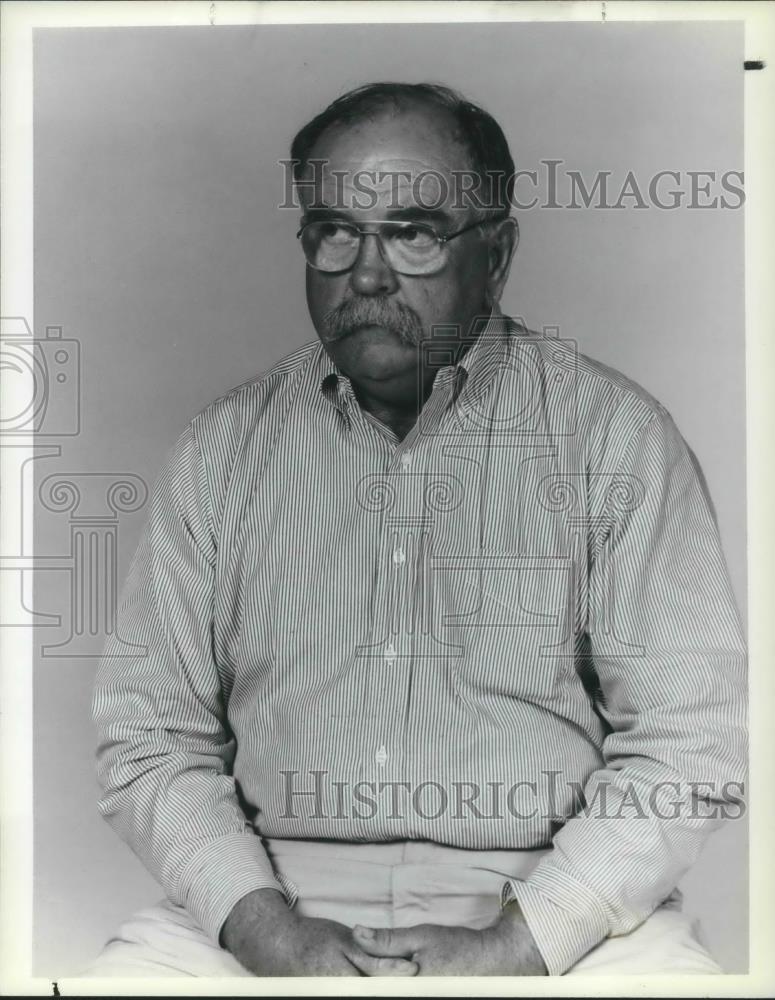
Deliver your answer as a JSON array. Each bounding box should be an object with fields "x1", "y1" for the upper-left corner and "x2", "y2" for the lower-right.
[{"x1": 300, "y1": 106, "x2": 475, "y2": 214}]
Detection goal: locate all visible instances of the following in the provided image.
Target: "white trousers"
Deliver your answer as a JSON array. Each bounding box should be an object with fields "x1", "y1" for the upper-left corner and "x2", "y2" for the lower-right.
[{"x1": 83, "y1": 838, "x2": 722, "y2": 977}]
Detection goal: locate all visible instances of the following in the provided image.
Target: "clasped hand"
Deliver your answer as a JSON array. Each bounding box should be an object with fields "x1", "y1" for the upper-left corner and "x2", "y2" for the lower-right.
[{"x1": 222, "y1": 887, "x2": 547, "y2": 976}]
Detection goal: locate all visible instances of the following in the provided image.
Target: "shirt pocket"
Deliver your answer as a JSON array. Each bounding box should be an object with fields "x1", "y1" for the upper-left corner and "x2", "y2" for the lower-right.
[{"x1": 445, "y1": 555, "x2": 574, "y2": 705}]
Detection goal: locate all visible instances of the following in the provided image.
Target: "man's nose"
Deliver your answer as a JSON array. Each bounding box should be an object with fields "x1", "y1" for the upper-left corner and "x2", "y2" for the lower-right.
[{"x1": 349, "y1": 232, "x2": 399, "y2": 296}]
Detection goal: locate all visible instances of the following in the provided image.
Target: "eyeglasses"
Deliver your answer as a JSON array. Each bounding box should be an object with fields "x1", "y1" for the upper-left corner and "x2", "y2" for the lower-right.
[{"x1": 296, "y1": 216, "x2": 504, "y2": 276}]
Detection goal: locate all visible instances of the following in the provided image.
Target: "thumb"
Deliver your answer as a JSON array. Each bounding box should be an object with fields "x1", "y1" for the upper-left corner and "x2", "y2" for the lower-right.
[
  {"x1": 347, "y1": 950, "x2": 419, "y2": 977},
  {"x1": 352, "y1": 925, "x2": 418, "y2": 959}
]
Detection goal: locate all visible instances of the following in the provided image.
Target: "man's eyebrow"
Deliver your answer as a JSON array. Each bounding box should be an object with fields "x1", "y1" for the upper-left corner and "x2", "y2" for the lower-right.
[
  {"x1": 301, "y1": 205, "x2": 355, "y2": 222},
  {"x1": 384, "y1": 207, "x2": 452, "y2": 225},
  {"x1": 301, "y1": 206, "x2": 454, "y2": 226}
]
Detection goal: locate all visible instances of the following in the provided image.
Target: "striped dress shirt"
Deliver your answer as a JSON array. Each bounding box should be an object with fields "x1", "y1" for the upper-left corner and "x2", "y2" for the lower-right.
[{"x1": 93, "y1": 311, "x2": 747, "y2": 975}]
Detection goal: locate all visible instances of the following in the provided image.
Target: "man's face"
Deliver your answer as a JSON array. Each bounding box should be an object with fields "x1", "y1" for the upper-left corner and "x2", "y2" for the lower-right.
[{"x1": 299, "y1": 105, "x2": 515, "y2": 397}]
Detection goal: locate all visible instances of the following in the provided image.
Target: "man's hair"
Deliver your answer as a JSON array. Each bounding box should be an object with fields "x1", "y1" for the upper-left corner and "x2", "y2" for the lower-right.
[{"x1": 289, "y1": 82, "x2": 515, "y2": 215}]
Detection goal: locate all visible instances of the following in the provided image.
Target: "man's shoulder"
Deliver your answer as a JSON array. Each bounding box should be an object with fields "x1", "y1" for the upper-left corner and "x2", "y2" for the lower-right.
[
  {"x1": 509, "y1": 325, "x2": 670, "y2": 434},
  {"x1": 575, "y1": 350, "x2": 667, "y2": 423},
  {"x1": 190, "y1": 340, "x2": 323, "y2": 442},
  {"x1": 501, "y1": 322, "x2": 682, "y2": 476}
]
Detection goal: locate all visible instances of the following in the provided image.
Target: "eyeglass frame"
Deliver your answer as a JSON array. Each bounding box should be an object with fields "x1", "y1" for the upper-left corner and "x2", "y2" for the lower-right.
[{"x1": 295, "y1": 212, "x2": 511, "y2": 275}]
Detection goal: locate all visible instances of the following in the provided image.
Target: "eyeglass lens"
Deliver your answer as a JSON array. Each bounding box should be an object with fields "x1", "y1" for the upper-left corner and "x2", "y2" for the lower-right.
[{"x1": 300, "y1": 221, "x2": 445, "y2": 275}]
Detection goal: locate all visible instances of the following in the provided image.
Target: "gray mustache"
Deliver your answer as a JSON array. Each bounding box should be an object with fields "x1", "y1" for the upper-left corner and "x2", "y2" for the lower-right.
[{"x1": 322, "y1": 297, "x2": 424, "y2": 346}]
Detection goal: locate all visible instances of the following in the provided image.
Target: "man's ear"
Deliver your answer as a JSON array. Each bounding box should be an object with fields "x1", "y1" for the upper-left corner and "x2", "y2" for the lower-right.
[{"x1": 486, "y1": 217, "x2": 519, "y2": 306}]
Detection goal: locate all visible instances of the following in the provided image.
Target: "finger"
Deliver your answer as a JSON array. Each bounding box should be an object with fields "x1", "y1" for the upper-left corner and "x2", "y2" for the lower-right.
[
  {"x1": 347, "y1": 948, "x2": 419, "y2": 977},
  {"x1": 352, "y1": 925, "x2": 418, "y2": 958}
]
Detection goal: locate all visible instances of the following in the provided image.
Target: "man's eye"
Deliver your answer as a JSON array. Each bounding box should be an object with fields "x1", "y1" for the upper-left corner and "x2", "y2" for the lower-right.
[
  {"x1": 319, "y1": 222, "x2": 353, "y2": 243},
  {"x1": 392, "y1": 226, "x2": 436, "y2": 248}
]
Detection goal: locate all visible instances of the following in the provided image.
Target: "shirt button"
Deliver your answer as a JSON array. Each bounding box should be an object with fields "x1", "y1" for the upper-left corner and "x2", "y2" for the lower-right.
[
  {"x1": 400, "y1": 453, "x2": 412, "y2": 468},
  {"x1": 375, "y1": 745, "x2": 388, "y2": 767},
  {"x1": 385, "y1": 643, "x2": 396, "y2": 664},
  {"x1": 392, "y1": 548, "x2": 406, "y2": 566}
]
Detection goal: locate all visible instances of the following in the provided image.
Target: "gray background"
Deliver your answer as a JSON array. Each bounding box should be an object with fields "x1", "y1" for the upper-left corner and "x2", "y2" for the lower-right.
[{"x1": 32, "y1": 22, "x2": 747, "y2": 976}]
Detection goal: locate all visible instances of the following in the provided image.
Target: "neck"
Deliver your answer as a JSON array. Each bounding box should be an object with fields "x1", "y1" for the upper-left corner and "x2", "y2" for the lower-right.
[{"x1": 349, "y1": 366, "x2": 436, "y2": 439}]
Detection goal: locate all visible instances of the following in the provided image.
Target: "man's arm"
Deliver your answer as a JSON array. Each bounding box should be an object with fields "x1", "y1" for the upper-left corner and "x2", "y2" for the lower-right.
[
  {"x1": 355, "y1": 402, "x2": 746, "y2": 976},
  {"x1": 92, "y1": 421, "x2": 292, "y2": 944},
  {"x1": 93, "y1": 419, "x2": 419, "y2": 976},
  {"x1": 505, "y1": 404, "x2": 748, "y2": 974}
]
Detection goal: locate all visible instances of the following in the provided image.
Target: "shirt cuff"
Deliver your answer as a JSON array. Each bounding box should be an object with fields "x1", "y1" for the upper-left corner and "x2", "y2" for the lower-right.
[
  {"x1": 178, "y1": 830, "x2": 298, "y2": 945},
  {"x1": 501, "y1": 866, "x2": 610, "y2": 975}
]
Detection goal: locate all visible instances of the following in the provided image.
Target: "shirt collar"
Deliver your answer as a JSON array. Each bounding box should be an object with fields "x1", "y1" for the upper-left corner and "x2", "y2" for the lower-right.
[
  {"x1": 445, "y1": 303, "x2": 510, "y2": 399},
  {"x1": 316, "y1": 305, "x2": 513, "y2": 416}
]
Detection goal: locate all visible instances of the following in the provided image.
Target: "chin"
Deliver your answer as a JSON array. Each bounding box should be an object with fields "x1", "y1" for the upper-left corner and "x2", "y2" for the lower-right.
[{"x1": 339, "y1": 332, "x2": 418, "y2": 381}]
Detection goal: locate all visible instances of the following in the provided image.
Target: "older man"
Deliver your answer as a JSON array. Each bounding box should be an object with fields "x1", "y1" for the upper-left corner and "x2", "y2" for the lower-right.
[{"x1": 89, "y1": 83, "x2": 746, "y2": 978}]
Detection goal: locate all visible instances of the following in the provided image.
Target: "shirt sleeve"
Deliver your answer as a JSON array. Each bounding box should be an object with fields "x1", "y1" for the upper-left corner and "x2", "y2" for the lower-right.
[
  {"x1": 505, "y1": 404, "x2": 748, "y2": 975},
  {"x1": 92, "y1": 420, "x2": 297, "y2": 945}
]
